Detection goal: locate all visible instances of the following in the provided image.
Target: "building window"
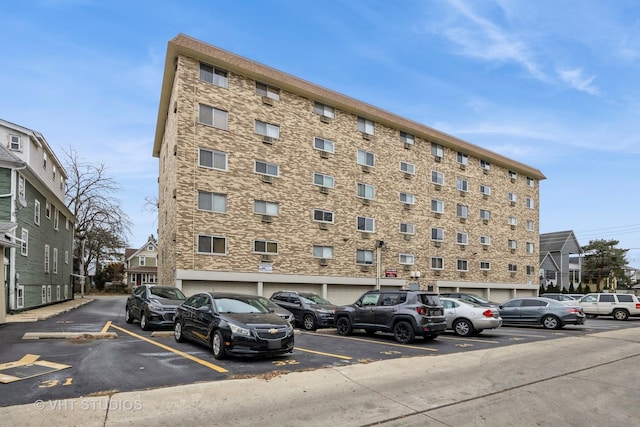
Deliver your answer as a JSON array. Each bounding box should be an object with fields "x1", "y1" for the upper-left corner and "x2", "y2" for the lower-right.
[
  {"x1": 53, "y1": 165, "x2": 57, "y2": 180},
  {"x1": 199, "y1": 148, "x2": 228, "y2": 171},
  {"x1": 526, "y1": 265, "x2": 535, "y2": 275},
  {"x1": 9, "y1": 134, "x2": 21, "y2": 150},
  {"x1": 41, "y1": 286, "x2": 47, "y2": 304},
  {"x1": 256, "y1": 82, "x2": 280, "y2": 100},
  {"x1": 431, "y1": 256, "x2": 444, "y2": 270},
  {"x1": 526, "y1": 197, "x2": 535, "y2": 209},
  {"x1": 199, "y1": 63, "x2": 228, "y2": 88},
  {"x1": 480, "y1": 235, "x2": 491, "y2": 246},
  {"x1": 21, "y1": 228, "x2": 28, "y2": 256},
  {"x1": 198, "y1": 235, "x2": 227, "y2": 254},
  {"x1": 508, "y1": 193, "x2": 518, "y2": 203},
  {"x1": 508, "y1": 240, "x2": 517, "y2": 250},
  {"x1": 254, "y1": 239, "x2": 278, "y2": 254},
  {"x1": 314, "y1": 137, "x2": 335, "y2": 153},
  {"x1": 400, "y1": 192, "x2": 415, "y2": 205},
  {"x1": 313, "y1": 245, "x2": 333, "y2": 259},
  {"x1": 18, "y1": 174, "x2": 25, "y2": 201},
  {"x1": 457, "y1": 232, "x2": 468, "y2": 245},
  {"x1": 45, "y1": 202, "x2": 51, "y2": 219},
  {"x1": 255, "y1": 160, "x2": 279, "y2": 177},
  {"x1": 313, "y1": 173, "x2": 334, "y2": 188},
  {"x1": 399, "y1": 254, "x2": 415, "y2": 265},
  {"x1": 65, "y1": 250, "x2": 69, "y2": 264},
  {"x1": 480, "y1": 184, "x2": 491, "y2": 196},
  {"x1": 508, "y1": 264, "x2": 518, "y2": 272},
  {"x1": 255, "y1": 120, "x2": 280, "y2": 138},
  {"x1": 400, "y1": 161, "x2": 415, "y2": 174},
  {"x1": 357, "y1": 183, "x2": 375, "y2": 200},
  {"x1": 254, "y1": 200, "x2": 279, "y2": 216},
  {"x1": 400, "y1": 131, "x2": 414, "y2": 145},
  {"x1": 314, "y1": 102, "x2": 335, "y2": 119},
  {"x1": 357, "y1": 117, "x2": 375, "y2": 135},
  {"x1": 431, "y1": 227, "x2": 444, "y2": 242},
  {"x1": 457, "y1": 259, "x2": 468, "y2": 271},
  {"x1": 400, "y1": 223, "x2": 415, "y2": 235},
  {"x1": 53, "y1": 209, "x2": 59, "y2": 230},
  {"x1": 456, "y1": 178, "x2": 468, "y2": 192},
  {"x1": 66, "y1": 218, "x2": 70, "y2": 230},
  {"x1": 139, "y1": 256, "x2": 146, "y2": 267},
  {"x1": 431, "y1": 142, "x2": 444, "y2": 159},
  {"x1": 356, "y1": 216, "x2": 375, "y2": 232},
  {"x1": 431, "y1": 199, "x2": 444, "y2": 214},
  {"x1": 313, "y1": 209, "x2": 334, "y2": 223},
  {"x1": 480, "y1": 159, "x2": 491, "y2": 171},
  {"x1": 480, "y1": 209, "x2": 491, "y2": 221},
  {"x1": 44, "y1": 244, "x2": 50, "y2": 273},
  {"x1": 526, "y1": 220, "x2": 535, "y2": 231},
  {"x1": 198, "y1": 191, "x2": 227, "y2": 213},
  {"x1": 508, "y1": 216, "x2": 517, "y2": 226},
  {"x1": 356, "y1": 249, "x2": 374, "y2": 265},
  {"x1": 456, "y1": 152, "x2": 469, "y2": 166},
  {"x1": 357, "y1": 149, "x2": 375, "y2": 167},
  {"x1": 34, "y1": 200, "x2": 41, "y2": 225},
  {"x1": 509, "y1": 170, "x2": 517, "y2": 180},
  {"x1": 480, "y1": 261, "x2": 491, "y2": 270},
  {"x1": 43, "y1": 152, "x2": 47, "y2": 170},
  {"x1": 526, "y1": 242, "x2": 535, "y2": 253},
  {"x1": 53, "y1": 248, "x2": 58, "y2": 274},
  {"x1": 198, "y1": 104, "x2": 228, "y2": 130},
  {"x1": 526, "y1": 177, "x2": 535, "y2": 187},
  {"x1": 431, "y1": 171, "x2": 444, "y2": 185},
  {"x1": 456, "y1": 204, "x2": 468, "y2": 219}
]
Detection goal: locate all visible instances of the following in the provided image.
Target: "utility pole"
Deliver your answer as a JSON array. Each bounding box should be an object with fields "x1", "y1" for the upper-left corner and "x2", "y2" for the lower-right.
[{"x1": 375, "y1": 240, "x2": 385, "y2": 290}]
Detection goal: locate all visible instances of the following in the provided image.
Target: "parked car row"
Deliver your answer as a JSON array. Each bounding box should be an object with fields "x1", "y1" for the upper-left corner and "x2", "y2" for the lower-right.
[{"x1": 128, "y1": 286, "x2": 640, "y2": 360}]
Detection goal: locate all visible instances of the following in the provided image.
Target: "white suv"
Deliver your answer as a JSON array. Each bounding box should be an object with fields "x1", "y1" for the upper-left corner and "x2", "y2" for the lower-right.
[{"x1": 577, "y1": 293, "x2": 640, "y2": 320}]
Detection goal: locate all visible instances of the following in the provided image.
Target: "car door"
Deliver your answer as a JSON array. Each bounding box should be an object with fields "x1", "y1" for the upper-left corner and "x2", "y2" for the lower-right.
[
  {"x1": 375, "y1": 292, "x2": 405, "y2": 327},
  {"x1": 578, "y1": 294, "x2": 598, "y2": 314},
  {"x1": 351, "y1": 292, "x2": 380, "y2": 327},
  {"x1": 191, "y1": 294, "x2": 215, "y2": 344},
  {"x1": 499, "y1": 299, "x2": 523, "y2": 322},
  {"x1": 441, "y1": 299, "x2": 458, "y2": 329},
  {"x1": 519, "y1": 299, "x2": 548, "y2": 323},
  {"x1": 130, "y1": 286, "x2": 147, "y2": 319}
]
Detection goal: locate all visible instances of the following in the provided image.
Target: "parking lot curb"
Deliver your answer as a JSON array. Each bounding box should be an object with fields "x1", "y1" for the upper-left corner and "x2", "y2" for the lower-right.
[{"x1": 21, "y1": 332, "x2": 118, "y2": 340}]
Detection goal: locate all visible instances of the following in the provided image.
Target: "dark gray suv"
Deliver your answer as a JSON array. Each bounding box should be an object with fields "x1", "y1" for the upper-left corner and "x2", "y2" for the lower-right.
[{"x1": 334, "y1": 290, "x2": 446, "y2": 343}]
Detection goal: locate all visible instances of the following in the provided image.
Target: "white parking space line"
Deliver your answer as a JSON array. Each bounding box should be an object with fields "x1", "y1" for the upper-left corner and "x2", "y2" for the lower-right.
[
  {"x1": 297, "y1": 331, "x2": 439, "y2": 352},
  {"x1": 438, "y1": 336, "x2": 500, "y2": 344}
]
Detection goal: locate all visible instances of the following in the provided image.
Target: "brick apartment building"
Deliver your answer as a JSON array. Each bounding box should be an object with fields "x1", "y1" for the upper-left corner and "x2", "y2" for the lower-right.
[{"x1": 152, "y1": 34, "x2": 546, "y2": 304}]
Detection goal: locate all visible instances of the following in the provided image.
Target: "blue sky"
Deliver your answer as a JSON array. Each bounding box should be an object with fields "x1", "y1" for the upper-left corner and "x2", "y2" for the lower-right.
[{"x1": 2, "y1": 1, "x2": 640, "y2": 265}]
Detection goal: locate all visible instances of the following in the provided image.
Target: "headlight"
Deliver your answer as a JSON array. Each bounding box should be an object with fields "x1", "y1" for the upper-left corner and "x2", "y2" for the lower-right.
[
  {"x1": 229, "y1": 323, "x2": 251, "y2": 337},
  {"x1": 286, "y1": 323, "x2": 294, "y2": 334},
  {"x1": 313, "y1": 308, "x2": 331, "y2": 314}
]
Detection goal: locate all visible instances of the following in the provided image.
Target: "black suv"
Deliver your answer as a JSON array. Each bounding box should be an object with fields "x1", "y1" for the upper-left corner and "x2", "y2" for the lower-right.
[
  {"x1": 270, "y1": 291, "x2": 338, "y2": 330},
  {"x1": 334, "y1": 290, "x2": 446, "y2": 343}
]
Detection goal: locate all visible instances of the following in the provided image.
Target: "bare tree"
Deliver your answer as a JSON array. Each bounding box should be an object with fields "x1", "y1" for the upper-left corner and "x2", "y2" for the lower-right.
[{"x1": 63, "y1": 147, "x2": 132, "y2": 281}]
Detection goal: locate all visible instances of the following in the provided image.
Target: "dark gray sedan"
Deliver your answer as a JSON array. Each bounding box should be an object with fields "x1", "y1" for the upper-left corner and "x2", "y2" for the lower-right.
[{"x1": 498, "y1": 297, "x2": 586, "y2": 329}]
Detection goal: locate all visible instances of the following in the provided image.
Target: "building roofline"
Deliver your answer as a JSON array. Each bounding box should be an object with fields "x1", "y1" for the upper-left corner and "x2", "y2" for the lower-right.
[{"x1": 153, "y1": 34, "x2": 545, "y2": 180}]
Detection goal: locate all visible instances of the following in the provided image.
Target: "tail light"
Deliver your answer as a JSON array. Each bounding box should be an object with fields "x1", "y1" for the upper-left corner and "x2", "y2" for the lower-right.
[
  {"x1": 416, "y1": 307, "x2": 426, "y2": 315},
  {"x1": 567, "y1": 308, "x2": 580, "y2": 313},
  {"x1": 636, "y1": 304, "x2": 640, "y2": 310},
  {"x1": 482, "y1": 309, "x2": 494, "y2": 318}
]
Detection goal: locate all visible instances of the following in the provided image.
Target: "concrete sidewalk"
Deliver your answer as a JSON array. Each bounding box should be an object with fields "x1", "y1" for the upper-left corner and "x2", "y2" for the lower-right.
[{"x1": 3, "y1": 296, "x2": 95, "y2": 323}]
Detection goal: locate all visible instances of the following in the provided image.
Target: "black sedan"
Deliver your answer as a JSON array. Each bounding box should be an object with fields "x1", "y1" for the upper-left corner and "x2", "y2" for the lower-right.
[
  {"x1": 173, "y1": 292, "x2": 295, "y2": 360},
  {"x1": 498, "y1": 297, "x2": 586, "y2": 329},
  {"x1": 125, "y1": 285, "x2": 186, "y2": 330}
]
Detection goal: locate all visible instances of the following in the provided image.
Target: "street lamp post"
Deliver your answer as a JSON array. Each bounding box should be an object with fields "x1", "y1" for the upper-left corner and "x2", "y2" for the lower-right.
[{"x1": 375, "y1": 240, "x2": 385, "y2": 290}]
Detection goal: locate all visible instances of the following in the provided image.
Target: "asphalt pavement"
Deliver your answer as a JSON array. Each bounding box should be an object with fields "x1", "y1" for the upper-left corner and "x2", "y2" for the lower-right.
[{"x1": 1, "y1": 296, "x2": 639, "y2": 426}]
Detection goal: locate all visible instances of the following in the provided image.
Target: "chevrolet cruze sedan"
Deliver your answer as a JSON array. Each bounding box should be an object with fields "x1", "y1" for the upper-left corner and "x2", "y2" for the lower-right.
[
  {"x1": 174, "y1": 292, "x2": 295, "y2": 359},
  {"x1": 125, "y1": 285, "x2": 186, "y2": 330}
]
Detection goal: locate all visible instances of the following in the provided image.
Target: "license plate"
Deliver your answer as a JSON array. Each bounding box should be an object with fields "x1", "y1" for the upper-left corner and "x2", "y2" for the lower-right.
[{"x1": 268, "y1": 339, "x2": 281, "y2": 349}]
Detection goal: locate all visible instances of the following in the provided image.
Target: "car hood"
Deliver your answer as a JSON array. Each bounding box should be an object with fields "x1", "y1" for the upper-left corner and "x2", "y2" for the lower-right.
[
  {"x1": 313, "y1": 304, "x2": 338, "y2": 311},
  {"x1": 150, "y1": 297, "x2": 185, "y2": 308},
  {"x1": 223, "y1": 312, "x2": 289, "y2": 327}
]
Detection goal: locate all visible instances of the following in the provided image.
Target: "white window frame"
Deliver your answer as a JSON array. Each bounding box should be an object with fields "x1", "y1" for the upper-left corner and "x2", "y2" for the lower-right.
[
  {"x1": 314, "y1": 102, "x2": 335, "y2": 119},
  {"x1": 53, "y1": 208, "x2": 59, "y2": 230},
  {"x1": 526, "y1": 177, "x2": 535, "y2": 187},
  {"x1": 480, "y1": 261, "x2": 491, "y2": 270},
  {"x1": 356, "y1": 216, "x2": 375, "y2": 233},
  {"x1": 400, "y1": 161, "x2": 415, "y2": 174},
  {"x1": 256, "y1": 81, "x2": 280, "y2": 100},
  {"x1": 44, "y1": 244, "x2": 50, "y2": 273},
  {"x1": 431, "y1": 171, "x2": 444, "y2": 185},
  {"x1": 357, "y1": 117, "x2": 375, "y2": 135},
  {"x1": 400, "y1": 192, "x2": 415, "y2": 205},
  {"x1": 357, "y1": 149, "x2": 375, "y2": 167},
  {"x1": 400, "y1": 131, "x2": 414, "y2": 145},
  {"x1": 254, "y1": 239, "x2": 279, "y2": 255},
  {"x1": 313, "y1": 173, "x2": 335, "y2": 188},
  {"x1": 480, "y1": 185, "x2": 491, "y2": 195},
  {"x1": 34, "y1": 200, "x2": 41, "y2": 225},
  {"x1": 199, "y1": 62, "x2": 228, "y2": 88},
  {"x1": 45, "y1": 201, "x2": 51, "y2": 219},
  {"x1": 480, "y1": 159, "x2": 491, "y2": 170},
  {"x1": 431, "y1": 227, "x2": 444, "y2": 242},
  {"x1": 399, "y1": 254, "x2": 415, "y2": 265},
  {"x1": 509, "y1": 264, "x2": 518, "y2": 272},
  {"x1": 509, "y1": 170, "x2": 518, "y2": 180},
  {"x1": 480, "y1": 235, "x2": 491, "y2": 245},
  {"x1": 509, "y1": 240, "x2": 518, "y2": 250},
  {"x1": 197, "y1": 234, "x2": 227, "y2": 255},
  {"x1": 255, "y1": 160, "x2": 279, "y2": 177},
  {"x1": 255, "y1": 120, "x2": 280, "y2": 138},
  {"x1": 431, "y1": 142, "x2": 444, "y2": 158},
  {"x1": 357, "y1": 183, "x2": 375, "y2": 200},
  {"x1": 508, "y1": 216, "x2": 518, "y2": 226},
  {"x1": 198, "y1": 191, "x2": 227, "y2": 213},
  {"x1": 508, "y1": 193, "x2": 518, "y2": 203},
  {"x1": 198, "y1": 104, "x2": 228, "y2": 130},
  {"x1": 21, "y1": 228, "x2": 28, "y2": 256},
  {"x1": 9, "y1": 134, "x2": 21, "y2": 150},
  {"x1": 456, "y1": 204, "x2": 468, "y2": 219},
  {"x1": 65, "y1": 250, "x2": 69, "y2": 264},
  {"x1": 399, "y1": 223, "x2": 415, "y2": 235},
  {"x1": 312, "y1": 245, "x2": 334, "y2": 259},
  {"x1": 526, "y1": 197, "x2": 535, "y2": 209},
  {"x1": 314, "y1": 137, "x2": 335, "y2": 153},
  {"x1": 41, "y1": 286, "x2": 47, "y2": 304},
  {"x1": 254, "y1": 200, "x2": 279, "y2": 216},
  {"x1": 526, "y1": 220, "x2": 535, "y2": 232},
  {"x1": 431, "y1": 199, "x2": 444, "y2": 214},
  {"x1": 480, "y1": 209, "x2": 491, "y2": 220},
  {"x1": 456, "y1": 152, "x2": 469, "y2": 166},
  {"x1": 53, "y1": 248, "x2": 58, "y2": 274},
  {"x1": 313, "y1": 209, "x2": 334, "y2": 223},
  {"x1": 456, "y1": 259, "x2": 469, "y2": 272},
  {"x1": 456, "y1": 178, "x2": 468, "y2": 192},
  {"x1": 526, "y1": 242, "x2": 535, "y2": 254},
  {"x1": 356, "y1": 249, "x2": 374, "y2": 265},
  {"x1": 18, "y1": 174, "x2": 25, "y2": 201},
  {"x1": 199, "y1": 148, "x2": 228, "y2": 171},
  {"x1": 431, "y1": 256, "x2": 444, "y2": 270},
  {"x1": 457, "y1": 232, "x2": 469, "y2": 245}
]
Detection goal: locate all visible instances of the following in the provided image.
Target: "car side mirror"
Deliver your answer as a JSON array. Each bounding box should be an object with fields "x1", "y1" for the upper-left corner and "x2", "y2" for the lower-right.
[
  {"x1": 355, "y1": 301, "x2": 362, "y2": 307},
  {"x1": 198, "y1": 305, "x2": 212, "y2": 313}
]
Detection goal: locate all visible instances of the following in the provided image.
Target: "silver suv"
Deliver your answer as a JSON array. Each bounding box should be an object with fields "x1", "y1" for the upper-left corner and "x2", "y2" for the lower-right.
[
  {"x1": 334, "y1": 290, "x2": 446, "y2": 343},
  {"x1": 577, "y1": 293, "x2": 640, "y2": 320}
]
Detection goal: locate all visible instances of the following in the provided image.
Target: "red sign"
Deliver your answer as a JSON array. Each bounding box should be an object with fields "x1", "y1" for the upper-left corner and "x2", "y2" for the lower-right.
[{"x1": 385, "y1": 269, "x2": 397, "y2": 277}]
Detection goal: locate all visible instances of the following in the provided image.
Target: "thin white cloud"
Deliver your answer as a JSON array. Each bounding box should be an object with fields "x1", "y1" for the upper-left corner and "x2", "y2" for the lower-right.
[{"x1": 557, "y1": 67, "x2": 598, "y2": 95}]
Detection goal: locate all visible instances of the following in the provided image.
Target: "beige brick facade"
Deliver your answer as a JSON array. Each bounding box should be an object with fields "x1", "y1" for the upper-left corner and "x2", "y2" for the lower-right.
[{"x1": 153, "y1": 34, "x2": 546, "y2": 304}]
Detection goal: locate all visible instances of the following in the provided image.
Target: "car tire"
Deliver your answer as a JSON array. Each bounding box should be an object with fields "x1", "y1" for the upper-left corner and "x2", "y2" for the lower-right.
[
  {"x1": 542, "y1": 315, "x2": 561, "y2": 329},
  {"x1": 612, "y1": 309, "x2": 629, "y2": 321},
  {"x1": 212, "y1": 330, "x2": 227, "y2": 360},
  {"x1": 124, "y1": 307, "x2": 133, "y2": 324},
  {"x1": 336, "y1": 317, "x2": 353, "y2": 336},
  {"x1": 302, "y1": 313, "x2": 317, "y2": 331},
  {"x1": 453, "y1": 319, "x2": 474, "y2": 337},
  {"x1": 174, "y1": 320, "x2": 185, "y2": 343},
  {"x1": 140, "y1": 313, "x2": 150, "y2": 331},
  {"x1": 393, "y1": 321, "x2": 415, "y2": 344}
]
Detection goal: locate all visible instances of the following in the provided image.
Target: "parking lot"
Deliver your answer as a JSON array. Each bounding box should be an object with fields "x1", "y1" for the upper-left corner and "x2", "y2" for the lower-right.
[{"x1": 1, "y1": 295, "x2": 639, "y2": 408}]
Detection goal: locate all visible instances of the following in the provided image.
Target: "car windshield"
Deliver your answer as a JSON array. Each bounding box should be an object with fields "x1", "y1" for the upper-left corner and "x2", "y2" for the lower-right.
[
  {"x1": 215, "y1": 297, "x2": 268, "y2": 314},
  {"x1": 300, "y1": 294, "x2": 331, "y2": 305},
  {"x1": 466, "y1": 294, "x2": 491, "y2": 304},
  {"x1": 150, "y1": 287, "x2": 186, "y2": 300},
  {"x1": 417, "y1": 294, "x2": 441, "y2": 306},
  {"x1": 255, "y1": 296, "x2": 278, "y2": 310}
]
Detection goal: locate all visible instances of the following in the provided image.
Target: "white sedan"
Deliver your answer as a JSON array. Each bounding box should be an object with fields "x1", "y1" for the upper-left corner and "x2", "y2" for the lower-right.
[{"x1": 441, "y1": 297, "x2": 503, "y2": 336}]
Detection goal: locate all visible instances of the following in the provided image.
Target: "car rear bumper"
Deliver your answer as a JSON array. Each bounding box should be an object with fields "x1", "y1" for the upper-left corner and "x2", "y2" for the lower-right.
[
  {"x1": 475, "y1": 318, "x2": 502, "y2": 329},
  {"x1": 421, "y1": 321, "x2": 447, "y2": 336}
]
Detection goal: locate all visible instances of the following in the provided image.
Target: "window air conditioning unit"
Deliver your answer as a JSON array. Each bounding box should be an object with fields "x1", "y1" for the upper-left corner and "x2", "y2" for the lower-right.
[
  {"x1": 361, "y1": 165, "x2": 371, "y2": 173},
  {"x1": 320, "y1": 150, "x2": 330, "y2": 159},
  {"x1": 262, "y1": 175, "x2": 274, "y2": 184},
  {"x1": 403, "y1": 265, "x2": 411, "y2": 271},
  {"x1": 404, "y1": 142, "x2": 412, "y2": 149},
  {"x1": 320, "y1": 186, "x2": 329, "y2": 194},
  {"x1": 404, "y1": 234, "x2": 411, "y2": 241},
  {"x1": 261, "y1": 215, "x2": 273, "y2": 223},
  {"x1": 318, "y1": 222, "x2": 329, "y2": 230},
  {"x1": 434, "y1": 241, "x2": 441, "y2": 247},
  {"x1": 262, "y1": 135, "x2": 274, "y2": 144},
  {"x1": 434, "y1": 184, "x2": 442, "y2": 191},
  {"x1": 261, "y1": 96, "x2": 274, "y2": 106},
  {"x1": 362, "y1": 132, "x2": 371, "y2": 140},
  {"x1": 404, "y1": 203, "x2": 412, "y2": 210},
  {"x1": 261, "y1": 254, "x2": 273, "y2": 262},
  {"x1": 360, "y1": 265, "x2": 371, "y2": 272},
  {"x1": 319, "y1": 258, "x2": 329, "y2": 266},
  {"x1": 434, "y1": 155, "x2": 442, "y2": 162},
  {"x1": 361, "y1": 198, "x2": 371, "y2": 206},
  {"x1": 320, "y1": 115, "x2": 332, "y2": 124},
  {"x1": 361, "y1": 232, "x2": 371, "y2": 239}
]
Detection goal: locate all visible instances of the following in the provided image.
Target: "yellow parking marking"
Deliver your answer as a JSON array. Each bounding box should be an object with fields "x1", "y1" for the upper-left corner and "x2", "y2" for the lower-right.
[
  {"x1": 0, "y1": 354, "x2": 70, "y2": 383},
  {"x1": 438, "y1": 336, "x2": 500, "y2": 344},
  {"x1": 101, "y1": 321, "x2": 112, "y2": 333},
  {"x1": 109, "y1": 324, "x2": 228, "y2": 373},
  {"x1": 298, "y1": 331, "x2": 438, "y2": 352},
  {"x1": 295, "y1": 347, "x2": 352, "y2": 360}
]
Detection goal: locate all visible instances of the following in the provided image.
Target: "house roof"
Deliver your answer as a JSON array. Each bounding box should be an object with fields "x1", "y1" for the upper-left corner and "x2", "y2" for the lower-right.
[
  {"x1": 0, "y1": 144, "x2": 26, "y2": 168},
  {"x1": 154, "y1": 34, "x2": 545, "y2": 181},
  {"x1": 125, "y1": 236, "x2": 158, "y2": 262},
  {"x1": 540, "y1": 231, "x2": 582, "y2": 254}
]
